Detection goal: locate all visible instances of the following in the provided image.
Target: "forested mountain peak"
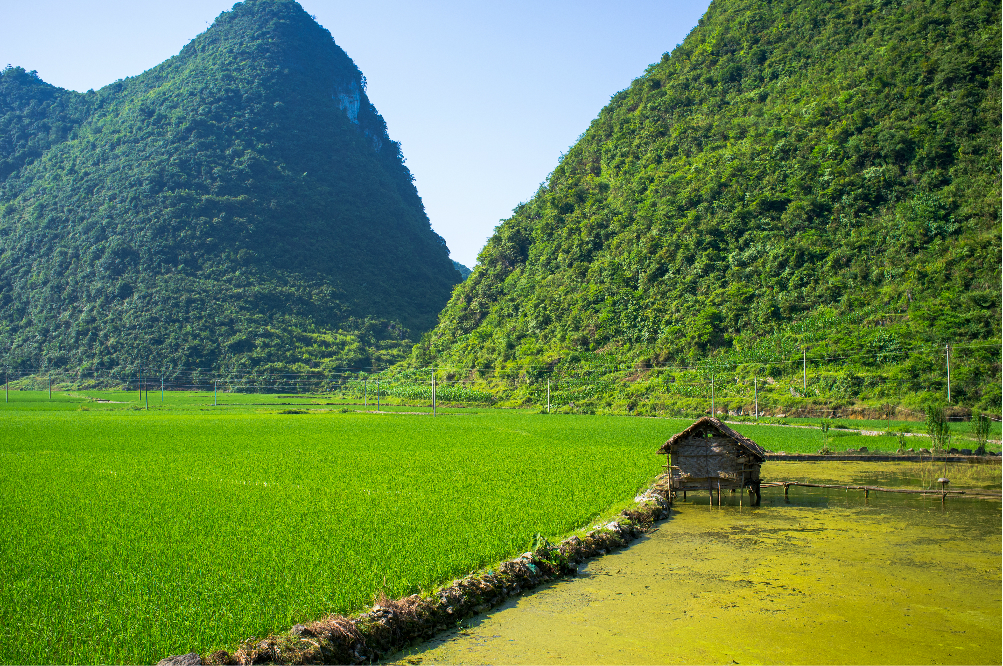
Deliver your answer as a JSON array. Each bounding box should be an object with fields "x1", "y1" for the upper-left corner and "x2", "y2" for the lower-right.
[
  {"x1": 0, "y1": 0, "x2": 460, "y2": 376},
  {"x1": 412, "y1": 0, "x2": 1001, "y2": 415}
]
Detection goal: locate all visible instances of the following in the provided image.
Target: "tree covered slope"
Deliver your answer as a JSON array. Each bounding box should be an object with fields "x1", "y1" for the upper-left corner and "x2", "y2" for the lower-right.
[
  {"x1": 0, "y1": 0, "x2": 460, "y2": 375},
  {"x1": 414, "y1": 0, "x2": 1001, "y2": 414}
]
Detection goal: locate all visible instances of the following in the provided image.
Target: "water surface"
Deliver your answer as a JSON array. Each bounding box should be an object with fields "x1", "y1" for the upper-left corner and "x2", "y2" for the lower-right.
[{"x1": 394, "y1": 462, "x2": 1001, "y2": 665}]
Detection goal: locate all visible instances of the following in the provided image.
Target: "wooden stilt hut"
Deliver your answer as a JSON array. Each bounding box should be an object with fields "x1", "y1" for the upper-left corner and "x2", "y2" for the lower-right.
[{"x1": 658, "y1": 417, "x2": 767, "y2": 505}]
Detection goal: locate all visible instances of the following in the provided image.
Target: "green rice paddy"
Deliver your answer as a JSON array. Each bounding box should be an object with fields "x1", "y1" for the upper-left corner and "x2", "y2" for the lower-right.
[
  {"x1": 1, "y1": 389, "x2": 996, "y2": 664},
  {"x1": 730, "y1": 420, "x2": 1001, "y2": 454},
  {"x1": 1, "y1": 391, "x2": 674, "y2": 664}
]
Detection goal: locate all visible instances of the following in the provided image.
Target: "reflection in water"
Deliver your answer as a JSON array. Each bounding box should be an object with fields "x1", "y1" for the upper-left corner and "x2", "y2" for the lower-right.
[{"x1": 391, "y1": 462, "x2": 1001, "y2": 665}]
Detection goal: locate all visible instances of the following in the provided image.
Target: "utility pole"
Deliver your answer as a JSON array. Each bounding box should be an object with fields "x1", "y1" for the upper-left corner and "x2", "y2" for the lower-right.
[
  {"x1": 432, "y1": 369, "x2": 436, "y2": 417},
  {"x1": 547, "y1": 378, "x2": 551, "y2": 413},
  {"x1": 754, "y1": 377, "x2": 758, "y2": 419},
  {"x1": 711, "y1": 368, "x2": 715, "y2": 417},
  {"x1": 364, "y1": 375, "x2": 367, "y2": 408},
  {"x1": 161, "y1": 376, "x2": 164, "y2": 404},
  {"x1": 376, "y1": 377, "x2": 380, "y2": 411},
  {"x1": 946, "y1": 344, "x2": 951, "y2": 403},
  {"x1": 48, "y1": 372, "x2": 51, "y2": 400},
  {"x1": 803, "y1": 348, "x2": 807, "y2": 394},
  {"x1": 214, "y1": 379, "x2": 217, "y2": 407}
]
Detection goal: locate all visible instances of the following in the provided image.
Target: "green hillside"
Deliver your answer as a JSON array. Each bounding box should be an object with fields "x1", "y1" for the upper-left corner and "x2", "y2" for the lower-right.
[
  {"x1": 413, "y1": 0, "x2": 1001, "y2": 416},
  {"x1": 452, "y1": 260, "x2": 472, "y2": 280},
  {"x1": 0, "y1": 0, "x2": 459, "y2": 377}
]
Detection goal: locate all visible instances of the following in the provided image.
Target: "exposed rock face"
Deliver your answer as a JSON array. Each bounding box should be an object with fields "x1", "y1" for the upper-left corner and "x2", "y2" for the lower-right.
[{"x1": 335, "y1": 79, "x2": 361, "y2": 124}]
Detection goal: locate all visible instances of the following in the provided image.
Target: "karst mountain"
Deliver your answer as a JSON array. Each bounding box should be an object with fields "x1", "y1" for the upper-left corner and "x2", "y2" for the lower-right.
[
  {"x1": 413, "y1": 0, "x2": 1001, "y2": 413},
  {"x1": 0, "y1": 0, "x2": 461, "y2": 376}
]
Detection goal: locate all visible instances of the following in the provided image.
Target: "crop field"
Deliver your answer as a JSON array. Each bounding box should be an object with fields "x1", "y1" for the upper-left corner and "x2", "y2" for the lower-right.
[
  {"x1": 1, "y1": 389, "x2": 997, "y2": 664},
  {"x1": 754, "y1": 415, "x2": 1003, "y2": 437},
  {"x1": 0, "y1": 392, "x2": 677, "y2": 664},
  {"x1": 730, "y1": 421, "x2": 1001, "y2": 454}
]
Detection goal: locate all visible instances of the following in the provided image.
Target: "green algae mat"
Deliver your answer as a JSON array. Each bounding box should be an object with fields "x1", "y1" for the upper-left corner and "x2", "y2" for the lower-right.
[
  {"x1": 0, "y1": 404, "x2": 676, "y2": 664},
  {"x1": 402, "y1": 461, "x2": 1002, "y2": 665}
]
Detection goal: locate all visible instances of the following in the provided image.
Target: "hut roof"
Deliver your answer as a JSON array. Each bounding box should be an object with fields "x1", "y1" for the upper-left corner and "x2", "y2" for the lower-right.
[{"x1": 657, "y1": 417, "x2": 768, "y2": 461}]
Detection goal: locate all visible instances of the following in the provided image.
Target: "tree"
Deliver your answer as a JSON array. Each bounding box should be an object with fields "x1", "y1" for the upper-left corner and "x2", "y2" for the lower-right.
[
  {"x1": 925, "y1": 405, "x2": 951, "y2": 452},
  {"x1": 971, "y1": 414, "x2": 991, "y2": 455}
]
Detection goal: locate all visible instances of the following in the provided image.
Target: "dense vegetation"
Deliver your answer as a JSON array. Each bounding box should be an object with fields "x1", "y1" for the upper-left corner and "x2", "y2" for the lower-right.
[
  {"x1": 0, "y1": 397, "x2": 665, "y2": 664},
  {"x1": 0, "y1": 0, "x2": 461, "y2": 377},
  {"x1": 452, "y1": 260, "x2": 472, "y2": 280},
  {"x1": 413, "y1": 0, "x2": 1001, "y2": 415}
]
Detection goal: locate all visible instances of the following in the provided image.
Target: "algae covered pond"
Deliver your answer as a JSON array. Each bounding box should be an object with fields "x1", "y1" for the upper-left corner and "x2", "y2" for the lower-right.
[{"x1": 396, "y1": 462, "x2": 1002, "y2": 665}]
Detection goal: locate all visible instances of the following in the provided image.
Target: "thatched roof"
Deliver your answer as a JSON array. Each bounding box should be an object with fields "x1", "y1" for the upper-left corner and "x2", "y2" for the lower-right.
[{"x1": 657, "y1": 417, "x2": 768, "y2": 460}]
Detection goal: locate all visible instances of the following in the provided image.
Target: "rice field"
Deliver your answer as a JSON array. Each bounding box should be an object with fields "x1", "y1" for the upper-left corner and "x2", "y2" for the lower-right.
[
  {"x1": 0, "y1": 393, "x2": 675, "y2": 664},
  {"x1": 1, "y1": 389, "x2": 997, "y2": 664},
  {"x1": 755, "y1": 415, "x2": 1003, "y2": 438},
  {"x1": 729, "y1": 420, "x2": 1001, "y2": 454}
]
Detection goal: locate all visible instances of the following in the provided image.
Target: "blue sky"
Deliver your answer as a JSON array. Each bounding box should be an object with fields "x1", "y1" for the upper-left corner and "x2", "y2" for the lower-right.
[{"x1": 3, "y1": 0, "x2": 711, "y2": 267}]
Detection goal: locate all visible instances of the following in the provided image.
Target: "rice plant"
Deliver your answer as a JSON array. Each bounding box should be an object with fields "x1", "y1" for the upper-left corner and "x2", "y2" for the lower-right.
[{"x1": 0, "y1": 407, "x2": 673, "y2": 664}]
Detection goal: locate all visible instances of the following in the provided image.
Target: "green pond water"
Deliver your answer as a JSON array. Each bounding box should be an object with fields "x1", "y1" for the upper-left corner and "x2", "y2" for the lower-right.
[{"x1": 392, "y1": 462, "x2": 1001, "y2": 665}]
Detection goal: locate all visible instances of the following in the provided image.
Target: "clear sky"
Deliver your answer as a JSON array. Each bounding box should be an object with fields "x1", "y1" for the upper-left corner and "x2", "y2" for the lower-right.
[{"x1": 2, "y1": 0, "x2": 711, "y2": 268}]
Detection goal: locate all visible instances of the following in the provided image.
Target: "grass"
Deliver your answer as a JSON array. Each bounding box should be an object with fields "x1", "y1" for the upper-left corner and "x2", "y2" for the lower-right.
[
  {"x1": 728, "y1": 420, "x2": 1001, "y2": 454},
  {"x1": 0, "y1": 392, "x2": 675, "y2": 664},
  {"x1": 1, "y1": 389, "x2": 996, "y2": 663},
  {"x1": 745, "y1": 415, "x2": 1002, "y2": 438}
]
